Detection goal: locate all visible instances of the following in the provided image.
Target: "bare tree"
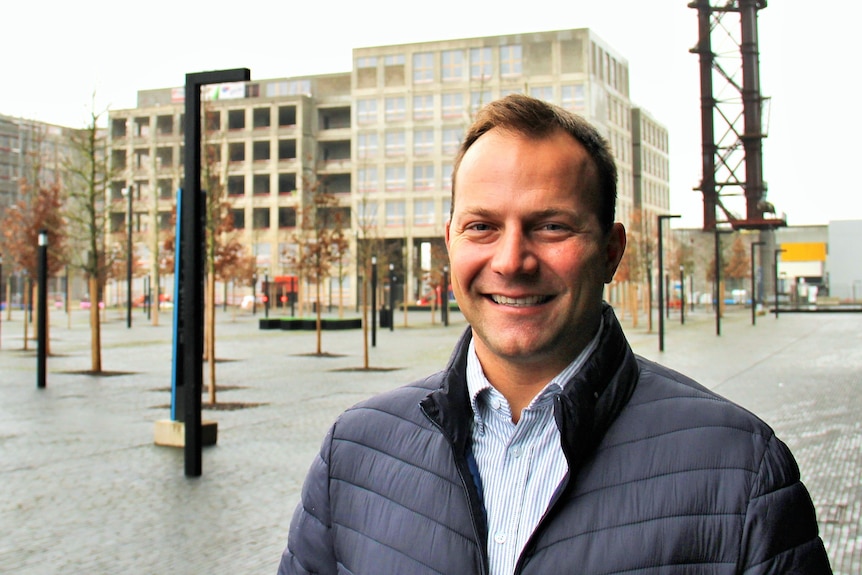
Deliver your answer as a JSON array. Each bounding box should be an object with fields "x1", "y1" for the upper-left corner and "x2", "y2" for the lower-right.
[
  {"x1": 0, "y1": 179, "x2": 67, "y2": 349},
  {"x1": 64, "y1": 107, "x2": 115, "y2": 373},
  {"x1": 288, "y1": 175, "x2": 350, "y2": 355}
]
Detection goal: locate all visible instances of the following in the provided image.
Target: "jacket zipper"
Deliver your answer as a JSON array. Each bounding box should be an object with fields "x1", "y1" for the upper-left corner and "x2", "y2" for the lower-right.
[{"x1": 421, "y1": 407, "x2": 490, "y2": 575}]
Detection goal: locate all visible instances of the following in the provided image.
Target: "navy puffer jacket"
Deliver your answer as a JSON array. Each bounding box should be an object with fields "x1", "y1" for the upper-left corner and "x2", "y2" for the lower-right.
[{"x1": 278, "y1": 305, "x2": 832, "y2": 574}]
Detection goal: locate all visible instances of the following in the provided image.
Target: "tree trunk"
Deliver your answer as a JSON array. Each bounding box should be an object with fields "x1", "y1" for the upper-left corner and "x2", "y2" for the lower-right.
[
  {"x1": 315, "y1": 280, "x2": 322, "y2": 355},
  {"x1": 629, "y1": 282, "x2": 638, "y2": 329},
  {"x1": 89, "y1": 276, "x2": 102, "y2": 372},
  {"x1": 207, "y1": 273, "x2": 217, "y2": 405},
  {"x1": 362, "y1": 276, "x2": 369, "y2": 369},
  {"x1": 22, "y1": 282, "x2": 30, "y2": 351},
  {"x1": 403, "y1": 283, "x2": 409, "y2": 327},
  {"x1": 6, "y1": 280, "x2": 12, "y2": 321}
]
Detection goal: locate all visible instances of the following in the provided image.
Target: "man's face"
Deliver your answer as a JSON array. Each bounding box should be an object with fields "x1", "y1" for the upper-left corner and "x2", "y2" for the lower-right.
[{"x1": 446, "y1": 128, "x2": 625, "y2": 373}]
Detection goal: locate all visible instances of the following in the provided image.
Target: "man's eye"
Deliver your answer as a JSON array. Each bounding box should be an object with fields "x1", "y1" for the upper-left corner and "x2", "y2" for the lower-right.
[{"x1": 467, "y1": 223, "x2": 491, "y2": 231}]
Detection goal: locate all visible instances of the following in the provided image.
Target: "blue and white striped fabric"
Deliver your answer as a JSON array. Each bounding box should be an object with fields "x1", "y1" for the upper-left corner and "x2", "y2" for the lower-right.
[{"x1": 466, "y1": 327, "x2": 601, "y2": 575}]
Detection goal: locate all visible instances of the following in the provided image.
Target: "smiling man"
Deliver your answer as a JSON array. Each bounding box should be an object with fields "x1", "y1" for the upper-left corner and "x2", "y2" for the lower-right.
[{"x1": 278, "y1": 95, "x2": 831, "y2": 575}]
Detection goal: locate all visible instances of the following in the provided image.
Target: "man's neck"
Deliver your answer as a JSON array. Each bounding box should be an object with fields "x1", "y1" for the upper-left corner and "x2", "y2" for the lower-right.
[{"x1": 474, "y1": 353, "x2": 566, "y2": 424}]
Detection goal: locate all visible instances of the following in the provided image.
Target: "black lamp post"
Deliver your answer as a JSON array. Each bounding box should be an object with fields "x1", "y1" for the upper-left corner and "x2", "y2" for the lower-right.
[
  {"x1": 679, "y1": 265, "x2": 685, "y2": 325},
  {"x1": 774, "y1": 248, "x2": 786, "y2": 318},
  {"x1": 750, "y1": 240, "x2": 765, "y2": 325},
  {"x1": 657, "y1": 214, "x2": 680, "y2": 351},
  {"x1": 124, "y1": 185, "x2": 134, "y2": 329},
  {"x1": 441, "y1": 265, "x2": 449, "y2": 327},
  {"x1": 37, "y1": 230, "x2": 48, "y2": 389},
  {"x1": 371, "y1": 256, "x2": 377, "y2": 347},
  {"x1": 388, "y1": 263, "x2": 395, "y2": 332}
]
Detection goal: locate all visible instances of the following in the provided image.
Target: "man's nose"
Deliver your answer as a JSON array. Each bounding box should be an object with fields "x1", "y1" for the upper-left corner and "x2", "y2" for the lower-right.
[{"x1": 490, "y1": 229, "x2": 538, "y2": 276}]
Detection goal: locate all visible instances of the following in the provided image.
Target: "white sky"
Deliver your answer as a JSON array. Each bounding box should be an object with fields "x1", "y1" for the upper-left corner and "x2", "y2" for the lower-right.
[{"x1": 5, "y1": 0, "x2": 861, "y2": 228}]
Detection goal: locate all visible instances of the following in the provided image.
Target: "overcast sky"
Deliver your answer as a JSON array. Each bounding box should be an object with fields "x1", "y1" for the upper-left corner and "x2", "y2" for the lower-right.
[{"x1": 5, "y1": 1, "x2": 860, "y2": 228}]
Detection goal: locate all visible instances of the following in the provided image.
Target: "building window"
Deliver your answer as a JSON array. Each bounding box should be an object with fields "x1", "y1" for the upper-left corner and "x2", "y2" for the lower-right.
[
  {"x1": 278, "y1": 207, "x2": 296, "y2": 228},
  {"x1": 385, "y1": 54, "x2": 405, "y2": 65},
  {"x1": 529, "y1": 86, "x2": 553, "y2": 102},
  {"x1": 357, "y1": 98, "x2": 377, "y2": 125},
  {"x1": 228, "y1": 109, "x2": 245, "y2": 131},
  {"x1": 500, "y1": 45, "x2": 523, "y2": 76},
  {"x1": 385, "y1": 165, "x2": 406, "y2": 192},
  {"x1": 413, "y1": 94, "x2": 434, "y2": 121},
  {"x1": 385, "y1": 131, "x2": 405, "y2": 157},
  {"x1": 413, "y1": 52, "x2": 434, "y2": 83},
  {"x1": 228, "y1": 175, "x2": 245, "y2": 196},
  {"x1": 357, "y1": 56, "x2": 377, "y2": 68},
  {"x1": 442, "y1": 163, "x2": 453, "y2": 191},
  {"x1": 385, "y1": 201, "x2": 406, "y2": 226},
  {"x1": 231, "y1": 208, "x2": 245, "y2": 229},
  {"x1": 413, "y1": 164, "x2": 434, "y2": 191},
  {"x1": 357, "y1": 202, "x2": 378, "y2": 228},
  {"x1": 442, "y1": 128, "x2": 462, "y2": 156},
  {"x1": 442, "y1": 93, "x2": 464, "y2": 119},
  {"x1": 357, "y1": 167, "x2": 378, "y2": 193},
  {"x1": 253, "y1": 174, "x2": 270, "y2": 195},
  {"x1": 253, "y1": 207, "x2": 270, "y2": 229},
  {"x1": 441, "y1": 50, "x2": 465, "y2": 82},
  {"x1": 253, "y1": 141, "x2": 270, "y2": 162},
  {"x1": 561, "y1": 84, "x2": 586, "y2": 112},
  {"x1": 470, "y1": 90, "x2": 492, "y2": 115},
  {"x1": 414, "y1": 129, "x2": 434, "y2": 156},
  {"x1": 470, "y1": 47, "x2": 493, "y2": 80},
  {"x1": 385, "y1": 96, "x2": 406, "y2": 122},
  {"x1": 253, "y1": 108, "x2": 270, "y2": 129},
  {"x1": 414, "y1": 200, "x2": 435, "y2": 225},
  {"x1": 358, "y1": 133, "x2": 378, "y2": 160},
  {"x1": 278, "y1": 173, "x2": 296, "y2": 195},
  {"x1": 229, "y1": 142, "x2": 244, "y2": 163}
]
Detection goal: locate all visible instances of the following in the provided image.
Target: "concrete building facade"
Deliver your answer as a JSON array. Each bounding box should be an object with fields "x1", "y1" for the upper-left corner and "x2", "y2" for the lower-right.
[{"x1": 104, "y1": 28, "x2": 671, "y2": 309}]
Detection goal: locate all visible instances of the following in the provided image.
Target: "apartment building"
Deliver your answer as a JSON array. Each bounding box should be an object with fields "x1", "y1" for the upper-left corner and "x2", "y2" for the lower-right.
[
  {"x1": 106, "y1": 28, "x2": 670, "y2": 308},
  {"x1": 0, "y1": 114, "x2": 74, "y2": 215}
]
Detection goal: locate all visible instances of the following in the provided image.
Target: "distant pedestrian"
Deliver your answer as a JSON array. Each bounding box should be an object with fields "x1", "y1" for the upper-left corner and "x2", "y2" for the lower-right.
[{"x1": 277, "y1": 94, "x2": 832, "y2": 574}]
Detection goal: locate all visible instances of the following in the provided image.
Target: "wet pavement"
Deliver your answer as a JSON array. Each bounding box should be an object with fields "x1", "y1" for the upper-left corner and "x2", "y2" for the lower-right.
[{"x1": 0, "y1": 304, "x2": 859, "y2": 574}]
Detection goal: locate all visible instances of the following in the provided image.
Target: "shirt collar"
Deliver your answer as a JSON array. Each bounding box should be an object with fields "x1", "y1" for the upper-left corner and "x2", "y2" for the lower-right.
[{"x1": 466, "y1": 320, "x2": 604, "y2": 423}]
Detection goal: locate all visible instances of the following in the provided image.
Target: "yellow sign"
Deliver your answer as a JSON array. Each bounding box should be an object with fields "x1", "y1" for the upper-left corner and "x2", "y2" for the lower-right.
[{"x1": 780, "y1": 242, "x2": 827, "y2": 262}]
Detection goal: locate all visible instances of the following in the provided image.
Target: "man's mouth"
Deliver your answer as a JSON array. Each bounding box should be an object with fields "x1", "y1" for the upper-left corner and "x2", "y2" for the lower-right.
[{"x1": 489, "y1": 294, "x2": 552, "y2": 307}]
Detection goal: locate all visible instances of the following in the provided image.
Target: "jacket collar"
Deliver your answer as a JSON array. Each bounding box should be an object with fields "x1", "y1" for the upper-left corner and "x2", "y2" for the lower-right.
[{"x1": 420, "y1": 303, "x2": 639, "y2": 468}]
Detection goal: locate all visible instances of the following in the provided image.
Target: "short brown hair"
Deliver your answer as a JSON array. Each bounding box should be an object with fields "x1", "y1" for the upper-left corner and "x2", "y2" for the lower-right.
[{"x1": 451, "y1": 94, "x2": 618, "y2": 232}]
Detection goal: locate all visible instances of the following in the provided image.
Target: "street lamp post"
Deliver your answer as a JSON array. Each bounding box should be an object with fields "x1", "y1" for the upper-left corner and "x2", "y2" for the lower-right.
[
  {"x1": 774, "y1": 248, "x2": 786, "y2": 318},
  {"x1": 388, "y1": 263, "x2": 395, "y2": 332},
  {"x1": 371, "y1": 256, "x2": 377, "y2": 347},
  {"x1": 679, "y1": 265, "x2": 685, "y2": 325},
  {"x1": 657, "y1": 214, "x2": 680, "y2": 352},
  {"x1": 37, "y1": 230, "x2": 48, "y2": 389},
  {"x1": 441, "y1": 265, "x2": 449, "y2": 327},
  {"x1": 750, "y1": 240, "x2": 766, "y2": 325},
  {"x1": 124, "y1": 185, "x2": 134, "y2": 329}
]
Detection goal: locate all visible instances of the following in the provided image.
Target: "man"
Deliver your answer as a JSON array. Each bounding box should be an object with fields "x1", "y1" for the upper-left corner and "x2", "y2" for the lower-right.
[{"x1": 278, "y1": 94, "x2": 831, "y2": 574}]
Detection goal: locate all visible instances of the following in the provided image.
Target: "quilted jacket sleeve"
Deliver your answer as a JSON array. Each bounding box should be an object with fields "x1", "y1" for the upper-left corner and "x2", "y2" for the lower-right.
[
  {"x1": 277, "y1": 428, "x2": 337, "y2": 575},
  {"x1": 739, "y1": 432, "x2": 832, "y2": 574}
]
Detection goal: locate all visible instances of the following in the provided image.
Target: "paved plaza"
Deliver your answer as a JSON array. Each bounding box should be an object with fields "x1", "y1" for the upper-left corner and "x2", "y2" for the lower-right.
[{"x1": 1, "y1": 303, "x2": 860, "y2": 574}]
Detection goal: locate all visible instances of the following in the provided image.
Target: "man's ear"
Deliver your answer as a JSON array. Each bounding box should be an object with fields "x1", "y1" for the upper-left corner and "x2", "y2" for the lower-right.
[
  {"x1": 444, "y1": 219, "x2": 452, "y2": 250},
  {"x1": 603, "y1": 222, "x2": 627, "y2": 284}
]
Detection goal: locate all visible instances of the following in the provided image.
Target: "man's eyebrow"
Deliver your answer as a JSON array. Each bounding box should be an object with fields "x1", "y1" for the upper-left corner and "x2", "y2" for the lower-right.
[{"x1": 457, "y1": 207, "x2": 580, "y2": 219}]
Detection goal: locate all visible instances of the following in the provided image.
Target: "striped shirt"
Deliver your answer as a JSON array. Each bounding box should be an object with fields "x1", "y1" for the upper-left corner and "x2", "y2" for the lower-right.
[{"x1": 466, "y1": 327, "x2": 602, "y2": 575}]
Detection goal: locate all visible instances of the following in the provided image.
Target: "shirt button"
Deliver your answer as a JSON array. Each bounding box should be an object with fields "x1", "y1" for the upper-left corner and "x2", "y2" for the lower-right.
[
  {"x1": 494, "y1": 532, "x2": 506, "y2": 544},
  {"x1": 510, "y1": 446, "x2": 522, "y2": 459}
]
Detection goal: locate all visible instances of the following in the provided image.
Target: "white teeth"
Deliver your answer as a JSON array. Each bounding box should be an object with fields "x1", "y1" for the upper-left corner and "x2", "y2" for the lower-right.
[{"x1": 491, "y1": 295, "x2": 546, "y2": 306}]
